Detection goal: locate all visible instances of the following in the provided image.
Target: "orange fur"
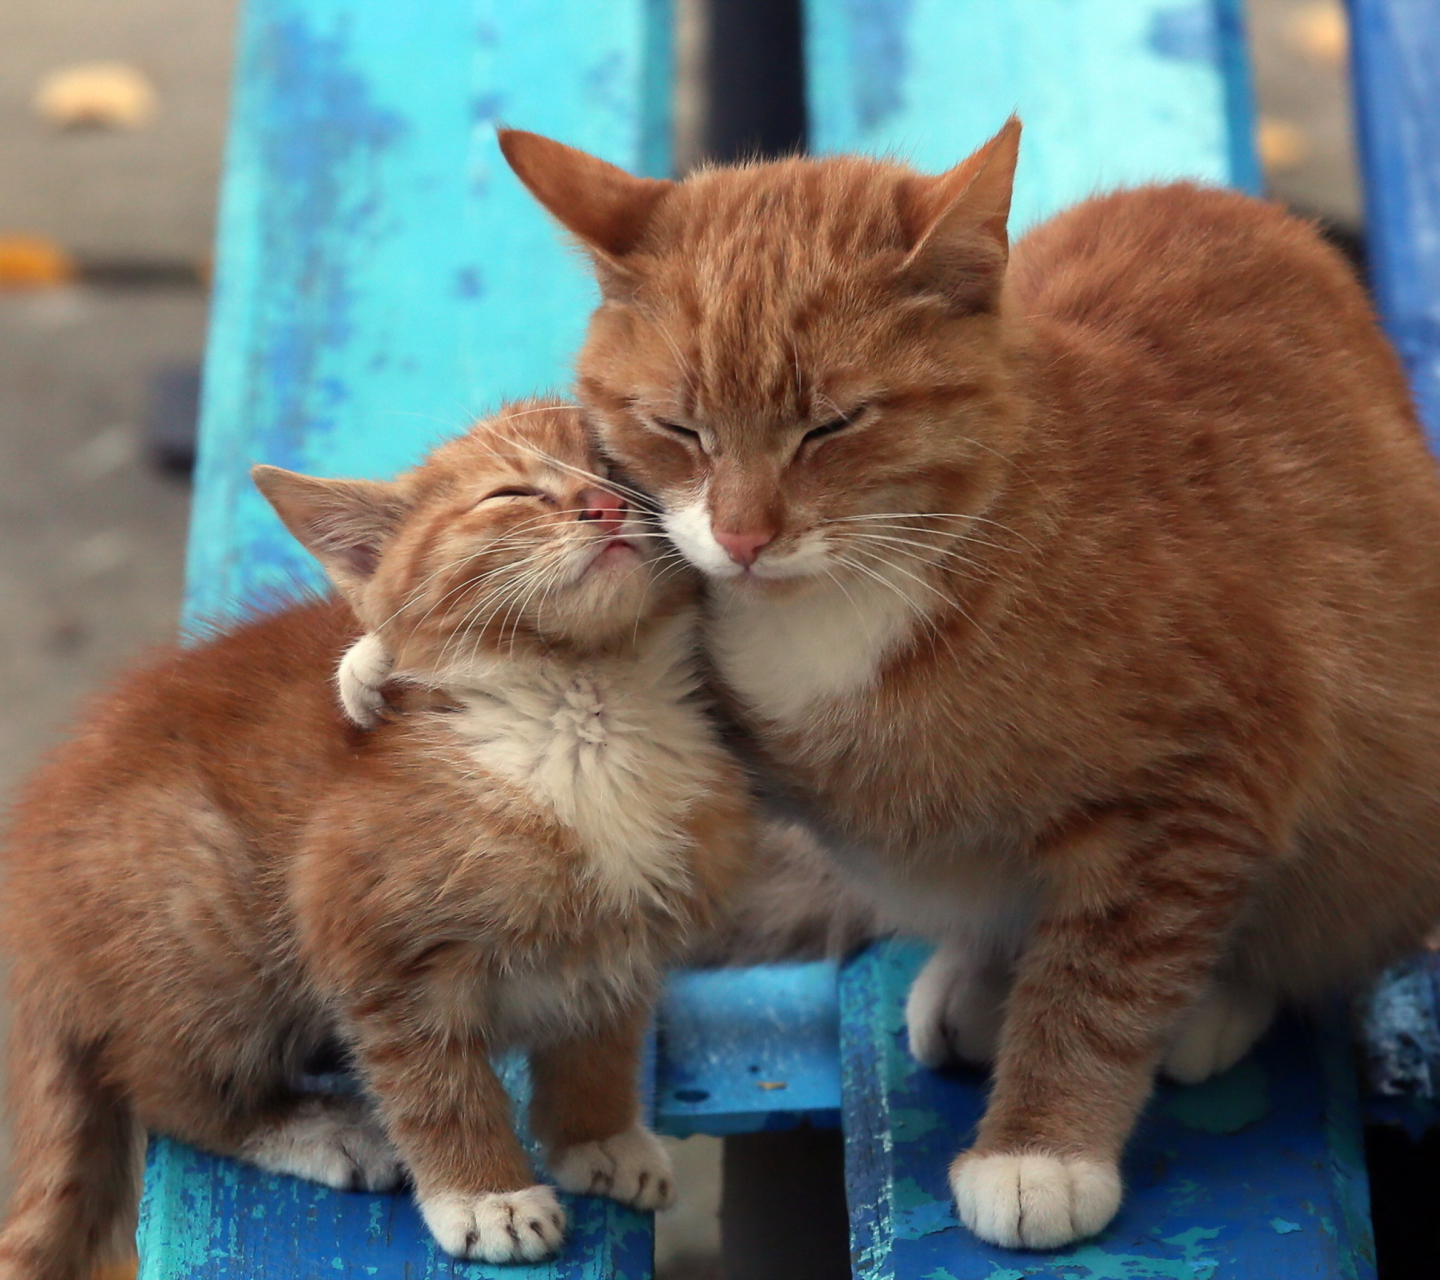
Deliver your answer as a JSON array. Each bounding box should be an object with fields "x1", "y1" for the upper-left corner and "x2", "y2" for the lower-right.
[
  {"x1": 499, "y1": 124, "x2": 1440, "y2": 1247},
  {"x1": 0, "y1": 401, "x2": 750, "y2": 1275}
]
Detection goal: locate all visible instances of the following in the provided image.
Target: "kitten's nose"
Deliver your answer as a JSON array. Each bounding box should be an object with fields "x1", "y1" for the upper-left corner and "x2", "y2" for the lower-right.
[
  {"x1": 714, "y1": 528, "x2": 773, "y2": 568},
  {"x1": 578, "y1": 487, "x2": 626, "y2": 536}
]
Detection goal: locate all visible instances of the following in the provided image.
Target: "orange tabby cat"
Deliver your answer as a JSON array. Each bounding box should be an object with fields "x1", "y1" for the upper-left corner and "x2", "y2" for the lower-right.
[
  {"x1": 0, "y1": 401, "x2": 749, "y2": 1278},
  {"x1": 482, "y1": 123, "x2": 1440, "y2": 1249}
]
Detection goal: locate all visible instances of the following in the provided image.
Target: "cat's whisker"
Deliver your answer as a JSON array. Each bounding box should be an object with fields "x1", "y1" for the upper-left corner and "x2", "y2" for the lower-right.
[
  {"x1": 835, "y1": 530, "x2": 1017, "y2": 588},
  {"x1": 825, "y1": 510, "x2": 1038, "y2": 554}
]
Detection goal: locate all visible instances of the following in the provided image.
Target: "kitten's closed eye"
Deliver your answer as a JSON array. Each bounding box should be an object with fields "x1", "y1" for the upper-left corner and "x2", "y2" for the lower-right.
[{"x1": 480, "y1": 486, "x2": 552, "y2": 504}]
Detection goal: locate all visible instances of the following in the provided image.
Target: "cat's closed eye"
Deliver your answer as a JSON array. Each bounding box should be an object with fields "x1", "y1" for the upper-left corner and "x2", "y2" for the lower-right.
[
  {"x1": 800, "y1": 405, "x2": 868, "y2": 451},
  {"x1": 650, "y1": 418, "x2": 704, "y2": 450},
  {"x1": 480, "y1": 486, "x2": 551, "y2": 504}
]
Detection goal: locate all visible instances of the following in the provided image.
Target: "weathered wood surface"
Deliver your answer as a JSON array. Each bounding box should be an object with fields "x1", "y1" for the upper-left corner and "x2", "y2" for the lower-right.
[
  {"x1": 841, "y1": 943, "x2": 1377, "y2": 1280},
  {"x1": 137, "y1": 1057, "x2": 654, "y2": 1280},
  {"x1": 147, "y1": 0, "x2": 674, "y2": 1274},
  {"x1": 1350, "y1": 0, "x2": 1440, "y2": 447},
  {"x1": 184, "y1": 0, "x2": 673, "y2": 627},
  {"x1": 656, "y1": 962, "x2": 841, "y2": 1137},
  {"x1": 803, "y1": 0, "x2": 1260, "y2": 233},
  {"x1": 1337, "y1": 0, "x2": 1440, "y2": 1134}
]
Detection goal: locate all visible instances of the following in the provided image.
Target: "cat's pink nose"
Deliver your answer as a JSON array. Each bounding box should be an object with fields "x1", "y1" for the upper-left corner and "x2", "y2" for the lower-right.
[
  {"x1": 578, "y1": 487, "x2": 626, "y2": 536},
  {"x1": 714, "y1": 528, "x2": 773, "y2": 568}
]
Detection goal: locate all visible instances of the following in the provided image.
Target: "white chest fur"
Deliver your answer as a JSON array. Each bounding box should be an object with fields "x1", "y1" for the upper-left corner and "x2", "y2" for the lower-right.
[
  {"x1": 705, "y1": 565, "x2": 928, "y2": 725},
  {"x1": 441, "y1": 616, "x2": 723, "y2": 910}
]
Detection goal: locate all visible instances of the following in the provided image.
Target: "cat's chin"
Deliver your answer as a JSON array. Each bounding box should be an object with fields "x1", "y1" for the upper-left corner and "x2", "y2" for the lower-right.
[{"x1": 714, "y1": 569, "x2": 820, "y2": 600}]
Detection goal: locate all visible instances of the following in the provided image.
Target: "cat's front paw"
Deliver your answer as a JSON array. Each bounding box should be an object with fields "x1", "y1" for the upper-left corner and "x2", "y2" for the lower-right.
[
  {"x1": 549, "y1": 1125, "x2": 674, "y2": 1210},
  {"x1": 418, "y1": 1185, "x2": 566, "y2": 1263},
  {"x1": 242, "y1": 1096, "x2": 403, "y2": 1192},
  {"x1": 337, "y1": 633, "x2": 393, "y2": 729},
  {"x1": 1161, "y1": 985, "x2": 1276, "y2": 1084},
  {"x1": 905, "y1": 945, "x2": 1008, "y2": 1069},
  {"x1": 950, "y1": 1151, "x2": 1121, "y2": 1250}
]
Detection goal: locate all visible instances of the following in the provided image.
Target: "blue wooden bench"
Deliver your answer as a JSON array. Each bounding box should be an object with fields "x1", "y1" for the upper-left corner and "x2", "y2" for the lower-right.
[{"x1": 139, "y1": 0, "x2": 1440, "y2": 1274}]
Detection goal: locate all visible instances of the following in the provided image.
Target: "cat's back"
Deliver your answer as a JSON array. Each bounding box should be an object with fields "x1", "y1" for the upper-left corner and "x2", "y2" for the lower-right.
[
  {"x1": 1010, "y1": 184, "x2": 1417, "y2": 443},
  {"x1": 1005, "y1": 182, "x2": 1440, "y2": 572},
  {"x1": 3, "y1": 598, "x2": 363, "y2": 949}
]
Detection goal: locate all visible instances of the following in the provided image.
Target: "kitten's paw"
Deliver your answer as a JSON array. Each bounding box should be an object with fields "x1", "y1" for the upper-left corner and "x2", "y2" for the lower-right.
[
  {"x1": 950, "y1": 1151, "x2": 1121, "y2": 1250},
  {"x1": 1162, "y1": 986, "x2": 1276, "y2": 1085},
  {"x1": 242, "y1": 1096, "x2": 403, "y2": 1192},
  {"x1": 337, "y1": 633, "x2": 393, "y2": 729},
  {"x1": 906, "y1": 945, "x2": 1008, "y2": 1069},
  {"x1": 550, "y1": 1125, "x2": 675, "y2": 1210},
  {"x1": 419, "y1": 1185, "x2": 566, "y2": 1263}
]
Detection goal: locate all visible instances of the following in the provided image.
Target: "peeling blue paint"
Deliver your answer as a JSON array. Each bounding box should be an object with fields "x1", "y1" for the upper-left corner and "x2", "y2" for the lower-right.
[
  {"x1": 1147, "y1": 5, "x2": 1219, "y2": 62},
  {"x1": 1158, "y1": 1059, "x2": 1270, "y2": 1135},
  {"x1": 840, "y1": 943, "x2": 1374, "y2": 1279}
]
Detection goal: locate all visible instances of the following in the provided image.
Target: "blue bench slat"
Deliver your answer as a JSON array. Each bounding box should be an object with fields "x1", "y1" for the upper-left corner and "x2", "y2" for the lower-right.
[
  {"x1": 803, "y1": 0, "x2": 1260, "y2": 234},
  {"x1": 150, "y1": 0, "x2": 674, "y2": 1274},
  {"x1": 1336, "y1": 0, "x2": 1440, "y2": 1130},
  {"x1": 137, "y1": 1139, "x2": 654, "y2": 1280},
  {"x1": 185, "y1": 0, "x2": 673, "y2": 625},
  {"x1": 802, "y1": 5, "x2": 1384, "y2": 1274},
  {"x1": 841, "y1": 942, "x2": 1377, "y2": 1280},
  {"x1": 1349, "y1": 0, "x2": 1440, "y2": 447},
  {"x1": 137, "y1": 1054, "x2": 654, "y2": 1280},
  {"x1": 655, "y1": 963, "x2": 842, "y2": 1137}
]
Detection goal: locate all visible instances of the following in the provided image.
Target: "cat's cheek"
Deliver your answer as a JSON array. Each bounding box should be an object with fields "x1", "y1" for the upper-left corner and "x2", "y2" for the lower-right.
[{"x1": 661, "y1": 493, "x2": 743, "y2": 579}]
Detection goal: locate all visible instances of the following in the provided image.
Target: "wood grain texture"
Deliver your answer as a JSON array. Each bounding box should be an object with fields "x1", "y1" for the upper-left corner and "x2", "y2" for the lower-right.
[
  {"x1": 840, "y1": 942, "x2": 1377, "y2": 1280},
  {"x1": 802, "y1": 0, "x2": 1261, "y2": 233},
  {"x1": 137, "y1": 1061, "x2": 653, "y2": 1280},
  {"x1": 655, "y1": 963, "x2": 841, "y2": 1137},
  {"x1": 1350, "y1": 0, "x2": 1440, "y2": 447},
  {"x1": 184, "y1": 0, "x2": 673, "y2": 626},
  {"x1": 147, "y1": 0, "x2": 673, "y2": 1274}
]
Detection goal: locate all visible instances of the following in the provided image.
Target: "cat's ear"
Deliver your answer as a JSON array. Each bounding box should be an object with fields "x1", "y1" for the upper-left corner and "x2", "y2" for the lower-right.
[
  {"x1": 251, "y1": 465, "x2": 409, "y2": 603},
  {"x1": 497, "y1": 129, "x2": 673, "y2": 297},
  {"x1": 898, "y1": 116, "x2": 1021, "y2": 313}
]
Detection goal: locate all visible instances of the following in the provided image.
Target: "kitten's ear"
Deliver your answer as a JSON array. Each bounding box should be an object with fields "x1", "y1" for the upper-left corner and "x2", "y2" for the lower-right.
[
  {"x1": 497, "y1": 129, "x2": 673, "y2": 296},
  {"x1": 898, "y1": 116, "x2": 1021, "y2": 312},
  {"x1": 251, "y1": 465, "x2": 409, "y2": 603}
]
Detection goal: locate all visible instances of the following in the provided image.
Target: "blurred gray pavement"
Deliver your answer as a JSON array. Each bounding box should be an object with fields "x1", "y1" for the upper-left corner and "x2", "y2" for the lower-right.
[{"x1": 0, "y1": 0, "x2": 238, "y2": 261}]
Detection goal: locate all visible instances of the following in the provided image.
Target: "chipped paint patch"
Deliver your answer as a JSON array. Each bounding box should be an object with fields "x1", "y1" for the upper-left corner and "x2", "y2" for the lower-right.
[{"x1": 1159, "y1": 1059, "x2": 1269, "y2": 1134}]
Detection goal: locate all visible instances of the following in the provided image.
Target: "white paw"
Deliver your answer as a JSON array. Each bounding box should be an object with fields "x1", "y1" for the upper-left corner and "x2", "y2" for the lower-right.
[
  {"x1": 1162, "y1": 985, "x2": 1276, "y2": 1085},
  {"x1": 950, "y1": 1152, "x2": 1121, "y2": 1250},
  {"x1": 549, "y1": 1125, "x2": 675, "y2": 1210},
  {"x1": 242, "y1": 1096, "x2": 403, "y2": 1192},
  {"x1": 906, "y1": 944, "x2": 1009, "y2": 1069},
  {"x1": 418, "y1": 1185, "x2": 566, "y2": 1263},
  {"x1": 337, "y1": 633, "x2": 393, "y2": 728}
]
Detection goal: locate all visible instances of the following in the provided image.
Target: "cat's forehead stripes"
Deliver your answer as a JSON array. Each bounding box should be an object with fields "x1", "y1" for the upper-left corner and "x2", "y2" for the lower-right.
[{"x1": 633, "y1": 160, "x2": 930, "y2": 438}]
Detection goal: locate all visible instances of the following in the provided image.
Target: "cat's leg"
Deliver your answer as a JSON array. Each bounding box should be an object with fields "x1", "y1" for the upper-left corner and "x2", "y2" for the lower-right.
[
  {"x1": 906, "y1": 940, "x2": 1011, "y2": 1069},
  {"x1": 336, "y1": 633, "x2": 393, "y2": 728},
  {"x1": 949, "y1": 806, "x2": 1263, "y2": 1250},
  {"x1": 530, "y1": 1008, "x2": 675, "y2": 1211},
  {"x1": 238, "y1": 1094, "x2": 404, "y2": 1190},
  {"x1": 0, "y1": 1008, "x2": 144, "y2": 1280},
  {"x1": 1160, "y1": 982, "x2": 1277, "y2": 1084},
  {"x1": 129, "y1": 1067, "x2": 405, "y2": 1193},
  {"x1": 349, "y1": 1010, "x2": 566, "y2": 1263}
]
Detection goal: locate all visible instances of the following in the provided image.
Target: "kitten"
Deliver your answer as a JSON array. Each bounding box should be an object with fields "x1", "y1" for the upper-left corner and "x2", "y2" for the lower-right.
[
  {"x1": 475, "y1": 123, "x2": 1440, "y2": 1250},
  {"x1": 0, "y1": 400, "x2": 750, "y2": 1278}
]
